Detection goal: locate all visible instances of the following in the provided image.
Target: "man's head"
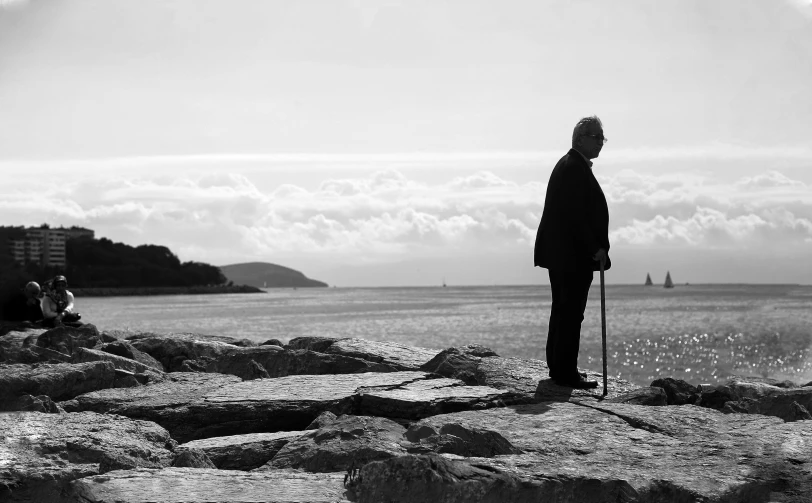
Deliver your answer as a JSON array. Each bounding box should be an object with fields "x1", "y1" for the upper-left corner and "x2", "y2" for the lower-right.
[
  {"x1": 24, "y1": 281, "x2": 41, "y2": 297},
  {"x1": 571, "y1": 115, "x2": 607, "y2": 160}
]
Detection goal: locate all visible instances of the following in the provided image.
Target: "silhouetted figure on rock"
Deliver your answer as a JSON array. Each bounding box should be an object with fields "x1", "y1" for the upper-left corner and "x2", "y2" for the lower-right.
[{"x1": 534, "y1": 115, "x2": 612, "y2": 389}]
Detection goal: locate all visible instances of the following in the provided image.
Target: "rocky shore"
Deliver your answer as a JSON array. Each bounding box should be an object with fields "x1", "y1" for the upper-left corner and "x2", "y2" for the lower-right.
[{"x1": 1, "y1": 324, "x2": 810, "y2": 502}]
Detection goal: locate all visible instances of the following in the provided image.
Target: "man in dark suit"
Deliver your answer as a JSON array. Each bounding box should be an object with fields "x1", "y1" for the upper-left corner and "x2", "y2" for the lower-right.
[{"x1": 534, "y1": 116, "x2": 611, "y2": 389}]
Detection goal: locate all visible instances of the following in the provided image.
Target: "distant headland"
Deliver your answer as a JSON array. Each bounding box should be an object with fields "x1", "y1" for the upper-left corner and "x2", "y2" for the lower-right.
[{"x1": 219, "y1": 262, "x2": 328, "y2": 288}]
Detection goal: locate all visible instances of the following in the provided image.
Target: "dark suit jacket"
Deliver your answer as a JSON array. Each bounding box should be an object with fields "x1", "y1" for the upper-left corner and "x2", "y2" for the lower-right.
[{"x1": 534, "y1": 149, "x2": 611, "y2": 272}]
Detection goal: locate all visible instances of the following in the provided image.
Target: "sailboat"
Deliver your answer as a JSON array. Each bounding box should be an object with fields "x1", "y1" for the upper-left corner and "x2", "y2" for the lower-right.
[
  {"x1": 442, "y1": 277, "x2": 447, "y2": 288},
  {"x1": 664, "y1": 271, "x2": 674, "y2": 289},
  {"x1": 644, "y1": 273, "x2": 653, "y2": 286}
]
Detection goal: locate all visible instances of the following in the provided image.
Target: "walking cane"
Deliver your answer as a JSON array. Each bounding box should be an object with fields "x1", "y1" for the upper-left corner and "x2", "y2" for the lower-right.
[{"x1": 599, "y1": 256, "x2": 608, "y2": 397}]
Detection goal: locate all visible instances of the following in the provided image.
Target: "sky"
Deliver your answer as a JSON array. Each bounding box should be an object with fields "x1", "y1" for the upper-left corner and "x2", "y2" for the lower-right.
[{"x1": 1, "y1": 0, "x2": 811, "y2": 286}]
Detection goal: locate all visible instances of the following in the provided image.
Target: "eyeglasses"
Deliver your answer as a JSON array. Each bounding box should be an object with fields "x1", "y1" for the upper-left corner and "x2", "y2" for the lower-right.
[{"x1": 582, "y1": 134, "x2": 608, "y2": 144}]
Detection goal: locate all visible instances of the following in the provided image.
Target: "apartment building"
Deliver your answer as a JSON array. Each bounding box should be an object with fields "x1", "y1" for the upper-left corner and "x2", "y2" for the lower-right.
[{"x1": 7, "y1": 226, "x2": 95, "y2": 268}]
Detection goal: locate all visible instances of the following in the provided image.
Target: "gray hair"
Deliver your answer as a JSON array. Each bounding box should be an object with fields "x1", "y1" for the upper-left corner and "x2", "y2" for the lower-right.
[{"x1": 572, "y1": 115, "x2": 603, "y2": 144}]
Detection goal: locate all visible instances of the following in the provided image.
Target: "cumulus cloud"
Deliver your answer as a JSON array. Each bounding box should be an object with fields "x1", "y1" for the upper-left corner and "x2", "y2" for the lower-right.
[
  {"x1": 735, "y1": 170, "x2": 807, "y2": 189},
  {"x1": 1, "y1": 166, "x2": 810, "y2": 281}
]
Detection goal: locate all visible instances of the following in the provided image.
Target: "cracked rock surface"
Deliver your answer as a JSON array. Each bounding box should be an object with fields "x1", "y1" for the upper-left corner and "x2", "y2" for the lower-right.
[
  {"x1": 4, "y1": 333, "x2": 810, "y2": 502},
  {"x1": 62, "y1": 371, "x2": 431, "y2": 442},
  {"x1": 358, "y1": 377, "x2": 524, "y2": 419},
  {"x1": 422, "y1": 344, "x2": 639, "y2": 401},
  {"x1": 176, "y1": 431, "x2": 305, "y2": 470},
  {"x1": 0, "y1": 411, "x2": 175, "y2": 503},
  {"x1": 68, "y1": 468, "x2": 349, "y2": 503},
  {"x1": 289, "y1": 337, "x2": 440, "y2": 370},
  {"x1": 259, "y1": 415, "x2": 408, "y2": 473},
  {"x1": 349, "y1": 401, "x2": 812, "y2": 502}
]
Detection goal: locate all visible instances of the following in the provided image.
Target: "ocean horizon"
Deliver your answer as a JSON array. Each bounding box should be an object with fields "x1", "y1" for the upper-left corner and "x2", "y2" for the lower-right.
[{"x1": 76, "y1": 283, "x2": 812, "y2": 388}]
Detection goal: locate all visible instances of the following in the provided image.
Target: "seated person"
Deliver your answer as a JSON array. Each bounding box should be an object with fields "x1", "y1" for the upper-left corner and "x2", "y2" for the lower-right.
[
  {"x1": 41, "y1": 275, "x2": 83, "y2": 328},
  {"x1": 22, "y1": 281, "x2": 45, "y2": 323}
]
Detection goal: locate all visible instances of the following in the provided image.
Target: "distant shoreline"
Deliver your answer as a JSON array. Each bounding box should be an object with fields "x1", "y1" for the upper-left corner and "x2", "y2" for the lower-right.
[{"x1": 72, "y1": 285, "x2": 265, "y2": 297}]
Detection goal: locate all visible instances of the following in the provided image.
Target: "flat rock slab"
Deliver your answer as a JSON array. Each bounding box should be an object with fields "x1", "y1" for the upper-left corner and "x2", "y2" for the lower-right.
[
  {"x1": 0, "y1": 361, "x2": 116, "y2": 403},
  {"x1": 177, "y1": 431, "x2": 304, "y2": 470},
  {"x1": 421, "y1": 345, "x2": 639, "y2": 401},
  {"x1": 260, "y1": 415, "x2": 407, "y2": 473},
  {"x1": 289, "y1": 337, "x2": 440, "y2": 370},
  {"x1": 350, "y1": 401, "x2": 812, "y2": 502},
  {"x1": 0, "y1": 411, "x2": 175, "y2": 503},
  {"x1": 359, "y1": 378, "x2": 524, "y2": 419},
  {"x1": 69, "y1": 468, "x2": 349, "y2": 503},
  {"x1": 63, "y1": 371, "x2": 431, "y2": 442}
]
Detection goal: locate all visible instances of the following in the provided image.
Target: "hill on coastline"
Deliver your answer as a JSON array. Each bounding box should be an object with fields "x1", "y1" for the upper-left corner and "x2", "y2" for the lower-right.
[{"x1": 219, "y1": 262, "x2": 328, "y2": 288}]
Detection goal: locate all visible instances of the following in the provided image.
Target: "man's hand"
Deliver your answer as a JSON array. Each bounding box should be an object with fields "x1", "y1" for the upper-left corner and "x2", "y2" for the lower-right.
[{"x1": 592, "y1": 248, "x2": 607, "y2": 263}]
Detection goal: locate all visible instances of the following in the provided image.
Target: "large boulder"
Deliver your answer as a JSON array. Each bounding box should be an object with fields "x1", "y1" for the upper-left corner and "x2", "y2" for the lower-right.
[
  {"x1": 0, "y1": 327, "x2": 47, "y2": 363},
  {"x1": 1, "y1": 393, "x2": 63, "y2": 413},
  {"x1": 404, "y1": 422, "x2": 521, "y2": 458},
  {"x1": 422, "y1": 344, "x2": 638, "y2": 401},
  {"x1": 0, "y1": 361, "x2": 116, "y2": 404},
  {"x1": 0, "y1": 411, "x2": 175, "y2": 503},
  {"x1": 288, "y1": 337, "x2": 440, "y2": 370},
  {"x1": 698, "y1": 377, "x2": 812, "y2": 422},
  {"x1": 126, "y1": 333, "x2": 245, "y2": 372},
  {"x1": 722, "y1": 392, "x2": 812, "y2": 421},
  {"x1": 171, "y1": 448, "x2": 217, "y2": 468},
  {"x1": 606, "y1": 386, "x2": 668, "y2": 406},
  {"x1": 650, "y1": 377, "x2": 700, "y2": 405},
  {"x1": 259, "y1": 415, "x2": 407, "y2": 472},
  {"x1": 99, "y1": 339, "x2": 165, "y2": 372},
  {"x1": 35, "y1": 324, "x2": 102, "y2": 356},
  {"x1": 725, "y1": 374, "x2": 799, "y2": 388},
  {"x1": 348, "y1": 401, "x2": 812, "y2": 502},
  {"x1": 286, "y1": 336, "x2": 339, "y2": 352},
  {"x1": 124, "y1": 330, "x2": 252, "y2": 346},
  {"x1": 183, "y1": 345, "x2": 401, "y2": 380},
  {"x1": 176, "y1": 431, "x2": 304, "y2": 470},
  {"x1": 72, "y1": 347, "x2": 166, "y2": 382},
  {"x1": 69, "y1": 468, "x2": 348, "y2": 503},
  {"x1": 306, "y1": 411, "x2": 338, "y2": 430}
]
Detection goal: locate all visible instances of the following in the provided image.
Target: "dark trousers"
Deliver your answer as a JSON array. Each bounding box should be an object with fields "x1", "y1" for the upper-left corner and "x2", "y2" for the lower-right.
[{"x1": 546, "y1": 267, "x2": 593, "y2": 380}]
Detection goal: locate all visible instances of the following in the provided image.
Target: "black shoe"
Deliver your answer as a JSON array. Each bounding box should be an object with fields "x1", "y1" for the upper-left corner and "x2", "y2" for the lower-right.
[{"x1": 554, "y1": 374, "x2": 598, "y2": 389}]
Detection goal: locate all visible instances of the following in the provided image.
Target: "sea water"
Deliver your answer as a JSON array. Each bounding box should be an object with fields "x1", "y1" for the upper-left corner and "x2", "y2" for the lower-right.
[{"x1": 77, "y1": 284, "x2": 812, "y2": 387}]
